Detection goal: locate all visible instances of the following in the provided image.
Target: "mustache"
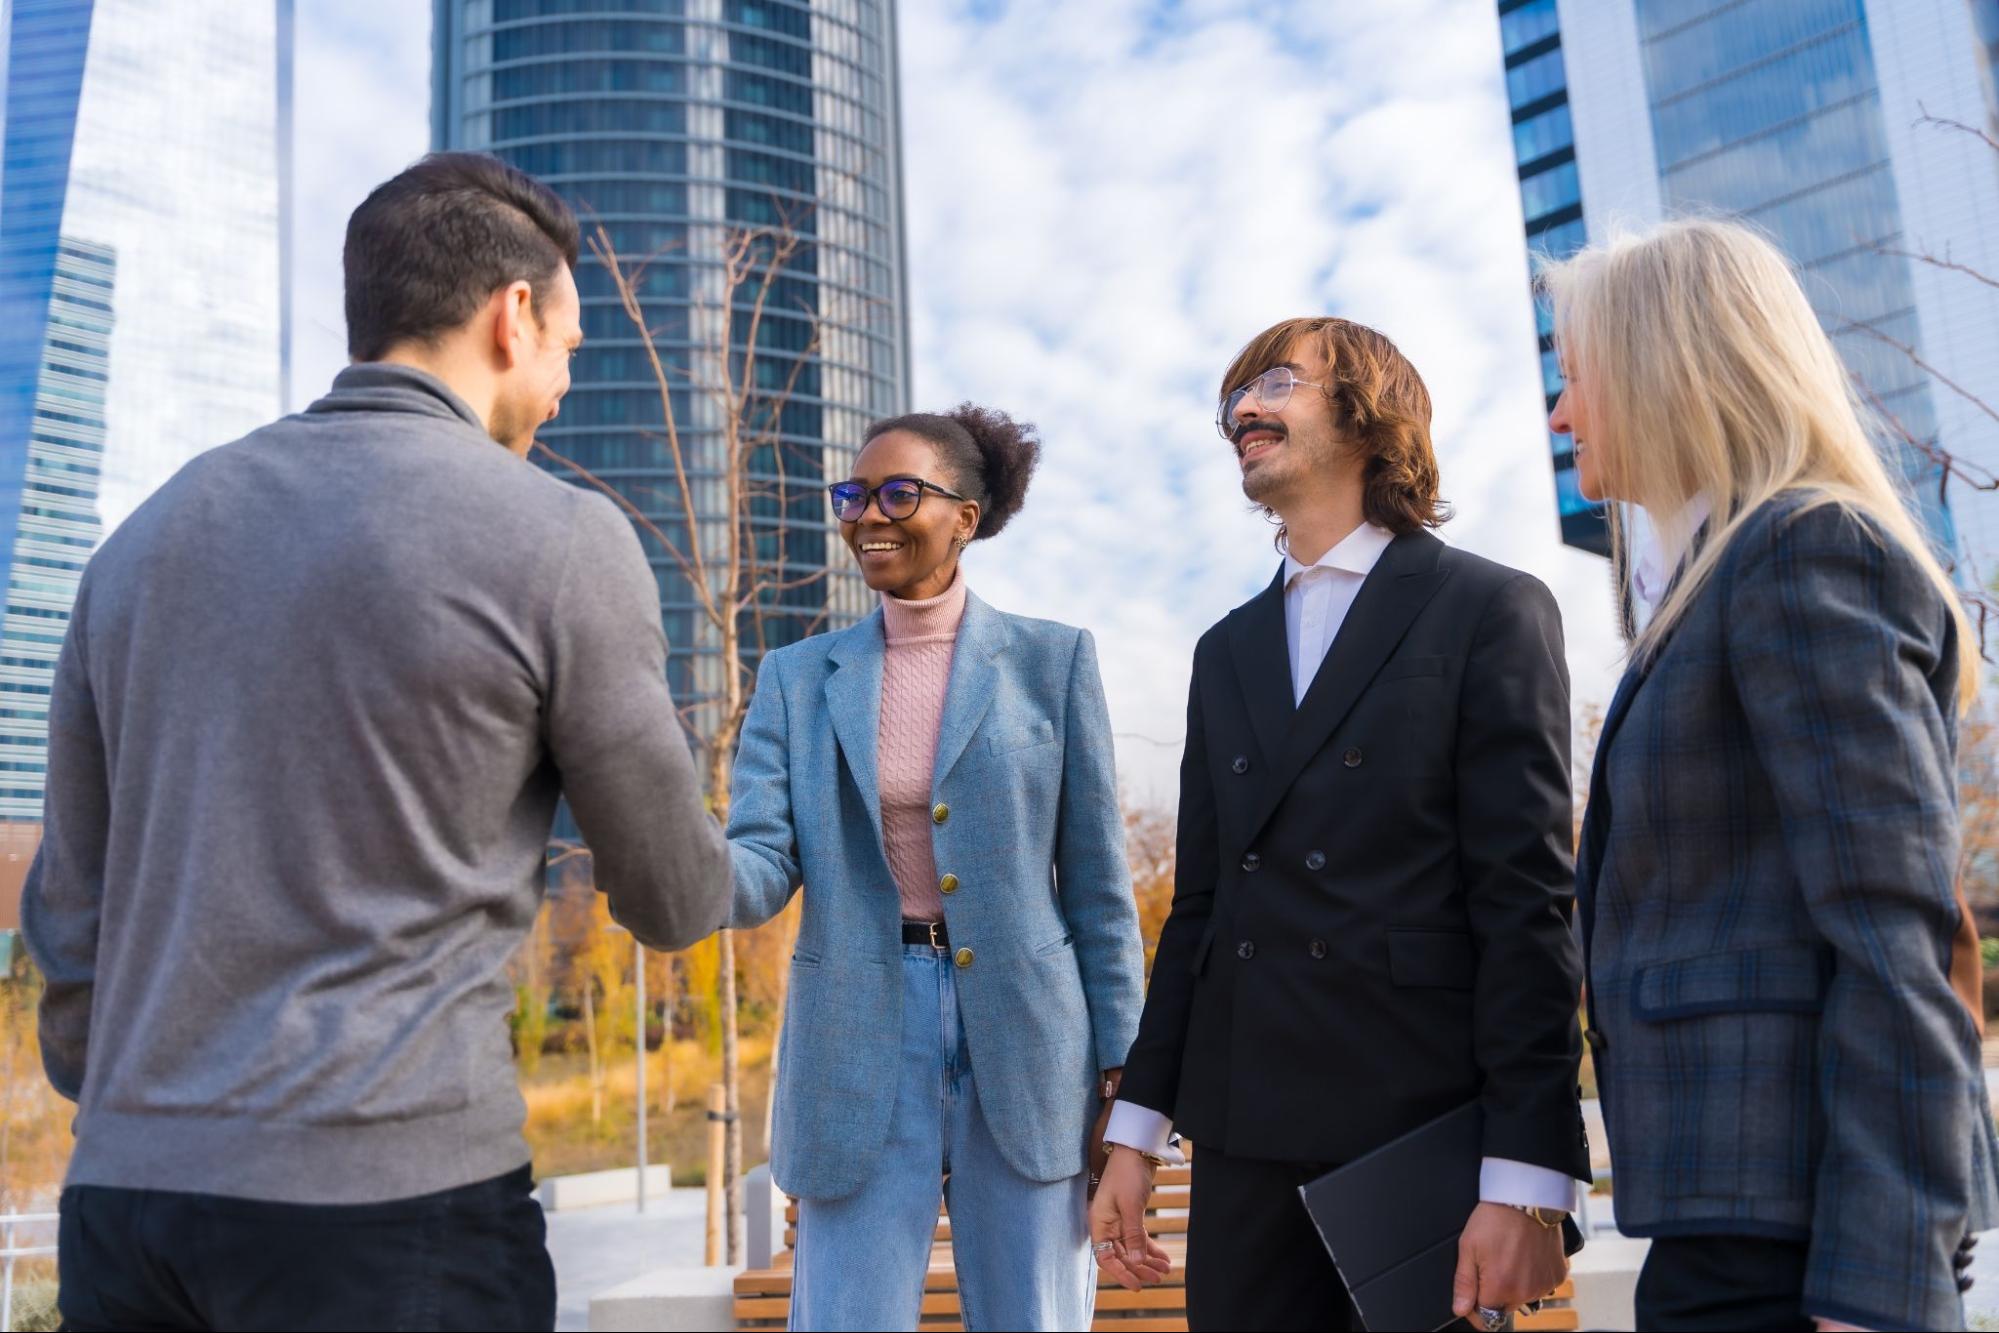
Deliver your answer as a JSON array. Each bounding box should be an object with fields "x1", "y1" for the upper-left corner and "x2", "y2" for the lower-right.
[{"x1": 1231, "y1": 420, "x2": 1287, "y2": 453}]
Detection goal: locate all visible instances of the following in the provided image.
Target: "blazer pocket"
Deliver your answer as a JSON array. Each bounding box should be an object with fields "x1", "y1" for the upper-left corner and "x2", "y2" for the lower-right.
[
  {"x1": 1033, "y1": 933, "x2": 1075, "y2": 957},
  {"x1": 1387, "y1": 928, "x2": 1476, "y2": 989},
  {"x1": 987, "y1": 719, "x2": 1057, "y2": 755},
  {"x1": 790, "y1": 949, "x2": 823, "y2": 970},
  {"x1": 1631, "y1": 943, "x2": 1829, "y2": 1021},
  {"x1": 1377, "y1": 654, "x2": 1451, "y2": 683}
]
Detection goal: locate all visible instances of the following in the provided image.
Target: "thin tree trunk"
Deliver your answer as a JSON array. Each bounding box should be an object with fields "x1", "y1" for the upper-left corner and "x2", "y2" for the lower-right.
[
  {"x1": 662, "y1": 959, "x2": 678, "y2": 1115},
  {"x1": 583, "y1": 982, "x2": 602, "y2": 1127},
  {"x1": 720, "y1": 927, "x2": 743, "y2": 1263}
]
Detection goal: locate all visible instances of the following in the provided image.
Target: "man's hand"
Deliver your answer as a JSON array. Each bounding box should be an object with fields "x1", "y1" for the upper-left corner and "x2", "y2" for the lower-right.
[
  {"x1": 1450, "y1": 1202, "x2": 1567, "y2": 1323},
  {"x1": 1088, "y1": 1146, "x2": 1173, "y2": 1291}
]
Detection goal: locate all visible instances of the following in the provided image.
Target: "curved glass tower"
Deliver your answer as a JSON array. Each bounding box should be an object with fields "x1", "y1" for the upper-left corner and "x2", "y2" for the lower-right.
[{"x1": 432, "y1": 0, "x2": 909, "y2": 717}]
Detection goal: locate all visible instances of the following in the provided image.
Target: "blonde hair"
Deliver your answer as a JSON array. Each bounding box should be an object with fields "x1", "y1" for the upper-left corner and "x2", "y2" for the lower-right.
[{"x1": 1540, "y1": 217, "x2": 1978, "y2": 712}]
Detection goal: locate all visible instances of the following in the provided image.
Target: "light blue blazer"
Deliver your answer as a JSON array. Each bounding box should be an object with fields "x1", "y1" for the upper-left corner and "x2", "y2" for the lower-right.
[{"x1": 727, "y1": 591, "x2": 1145, "y2": 1201}]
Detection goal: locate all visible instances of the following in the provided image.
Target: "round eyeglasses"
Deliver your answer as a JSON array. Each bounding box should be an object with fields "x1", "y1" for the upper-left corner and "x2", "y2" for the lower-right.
[
  {"x1": 1216, "y1": 365, "x2": 1329, "y2": 440},
  {"x1": 827, "y1": 477, "x2": 967, "y2": 523}
]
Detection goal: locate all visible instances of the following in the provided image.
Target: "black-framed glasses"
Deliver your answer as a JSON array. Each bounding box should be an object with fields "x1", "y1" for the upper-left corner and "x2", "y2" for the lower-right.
[
  {"x1": 827, "y1": 477, "x2": 968, "y2": 523},
  {"x1": 1216, "y1": 365, "x2": 1329, "y2": 439}
]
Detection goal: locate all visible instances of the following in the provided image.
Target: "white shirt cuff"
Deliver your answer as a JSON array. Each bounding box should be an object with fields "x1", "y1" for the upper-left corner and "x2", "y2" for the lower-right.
[
  {"x1": 1104, "y1": 1101, "x2": 1187, "y2": 1164},
  {"x1": 1478, "y1": 1157, "x2": 1577, "y2": 1212}
]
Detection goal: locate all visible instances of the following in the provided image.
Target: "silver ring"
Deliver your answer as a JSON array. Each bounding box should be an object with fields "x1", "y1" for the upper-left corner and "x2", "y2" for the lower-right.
[
  {"x1": 1092, "y1": 1240, "x2": 1116, "y2": 1256},
  {"x1": 1476, "y1": 1306, "x2": 1506, "y2": 1332}
]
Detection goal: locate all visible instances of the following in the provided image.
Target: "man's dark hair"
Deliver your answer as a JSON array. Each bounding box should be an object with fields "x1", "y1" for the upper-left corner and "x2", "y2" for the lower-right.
[{"x1": 343, "y1": 152, "x2": 581, "y2": 362}]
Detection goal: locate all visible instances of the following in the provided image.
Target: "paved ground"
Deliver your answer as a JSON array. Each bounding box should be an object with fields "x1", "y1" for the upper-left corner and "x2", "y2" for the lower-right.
[
  {"x1": 544, "y1": 1188, "x2": 711, "y2": 1332},
  {"x1": 544, "y1": 1080, "x2": 1999, "y2": 1332}
]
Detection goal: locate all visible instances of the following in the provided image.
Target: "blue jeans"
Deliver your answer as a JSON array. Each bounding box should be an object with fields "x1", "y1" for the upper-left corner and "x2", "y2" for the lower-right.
[{"x1": 789, "y1": 944, "x2": 1094, "y2": 1331}]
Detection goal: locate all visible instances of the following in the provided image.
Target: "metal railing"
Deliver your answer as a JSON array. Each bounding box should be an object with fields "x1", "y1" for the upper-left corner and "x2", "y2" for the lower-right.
[{"x1": 1, "y1": 1212, "x2": 57, "y2": 1333}]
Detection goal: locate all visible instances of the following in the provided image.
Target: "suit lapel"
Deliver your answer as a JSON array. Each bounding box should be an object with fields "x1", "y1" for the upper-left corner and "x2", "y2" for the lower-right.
[
  {"x1": 1577, "y1": 657, "x2": 1647, "y2": 955},
  {"x1": 1579, "y1": 529, "x2": 1706, "y2": 943},
  {"x1": 1226, "y1": 570, "x2": 1294, "y2": 769},
  {"x1": 931, "y1": 592, "x2": 1010, "y2": 787},
  {"x1": 1241, "y1": 530, "x2": 1450, "y2": 850},
  {"x1": 825, "y1": 609, "x2": 889, "y2": 864}
]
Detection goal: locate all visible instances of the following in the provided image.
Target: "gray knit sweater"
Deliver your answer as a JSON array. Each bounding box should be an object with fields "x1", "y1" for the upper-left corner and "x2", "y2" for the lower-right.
[{"x1": 21, "y1": 364, "x2": 729, "y2": 1203}]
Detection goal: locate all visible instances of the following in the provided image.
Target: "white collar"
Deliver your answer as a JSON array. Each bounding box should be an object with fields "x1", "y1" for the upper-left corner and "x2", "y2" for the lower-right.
[
  {"x1": 1632, "y1": 492, "x2": 1712, "y2": 605},
  {"x1": 1283, "y1": 521, "x2": 1396, "y2": 587}
]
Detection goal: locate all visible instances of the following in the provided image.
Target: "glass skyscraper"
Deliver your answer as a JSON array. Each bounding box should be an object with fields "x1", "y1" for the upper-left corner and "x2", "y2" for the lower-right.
[
  {"x1": 1499, "y1": 0, "x2": 1999, "y2": 568},
  {"x1": 431, "y1": 0, "x2": 910, "y2": 718},
  {"x1": 0, "y1": 1, "x2": 292, "y2": 833},
  {"x1": 1499, "y1": 0, "x2": 1598, "y2": 553}
]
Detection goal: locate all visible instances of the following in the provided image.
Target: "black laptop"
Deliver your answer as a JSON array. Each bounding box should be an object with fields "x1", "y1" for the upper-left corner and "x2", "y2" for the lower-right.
[{"x1": 1298, "y1": 1101, "x2": 1580, "y2": 1331}]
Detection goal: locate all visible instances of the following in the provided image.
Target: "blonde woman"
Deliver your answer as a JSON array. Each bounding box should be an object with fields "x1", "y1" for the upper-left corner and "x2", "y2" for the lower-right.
[{"x1": 1546, "y1": 218, "x2": 1998, "y2": 1333}]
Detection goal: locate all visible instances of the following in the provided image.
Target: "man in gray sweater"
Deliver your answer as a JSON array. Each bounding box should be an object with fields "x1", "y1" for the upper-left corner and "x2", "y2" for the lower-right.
[{"x1": 21, "y1": 153, "x2": 729, "y2": 1331}]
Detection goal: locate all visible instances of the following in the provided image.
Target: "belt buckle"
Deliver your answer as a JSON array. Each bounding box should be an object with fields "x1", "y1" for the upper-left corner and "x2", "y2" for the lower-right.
[{"x1": 926, "y1": 921, "x2": 945, "y2": 949}]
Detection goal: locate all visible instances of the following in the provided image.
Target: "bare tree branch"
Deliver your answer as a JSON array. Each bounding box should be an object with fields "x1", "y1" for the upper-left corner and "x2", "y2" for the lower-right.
[
  {"x1": 1874, "y1": 242, "x2": 1999, "y2": 293},
  {"x1": 546, "y1": 197, "x2": 846, "y2": 1267},
  {"x1": 1917, "y1": 106, "x2": 1999, "y2": 156},
  {"x1": 1843, "y1": 319, "x2": 1999, "y2": 434}
]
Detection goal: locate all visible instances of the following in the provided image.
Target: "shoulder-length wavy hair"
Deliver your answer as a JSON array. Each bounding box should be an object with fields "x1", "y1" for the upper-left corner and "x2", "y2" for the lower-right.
[
  {"x1": 1219, "y1": 317, "x2": 1450, "y2": 542},
  {"x1": 1540, "y1": 216, "x2": 1978, "y2": 711}
]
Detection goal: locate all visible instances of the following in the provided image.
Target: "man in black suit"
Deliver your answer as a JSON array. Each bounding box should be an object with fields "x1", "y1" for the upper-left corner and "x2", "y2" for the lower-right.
[{"x1": 1090, "y1": 318, "x2": 1589, "y2": 1331}]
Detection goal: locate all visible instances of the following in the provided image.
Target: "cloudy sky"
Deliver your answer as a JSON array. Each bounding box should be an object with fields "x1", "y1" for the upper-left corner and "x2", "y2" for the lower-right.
[{"x1": 295, "y1": 0, "x2": 1625, "y2": 804}]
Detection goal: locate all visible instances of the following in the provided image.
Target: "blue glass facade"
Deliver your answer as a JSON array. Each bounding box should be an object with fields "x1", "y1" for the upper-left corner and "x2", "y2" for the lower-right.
[
  {"x1": 1500, "y1": 0, "x2": 1966, "y2": 562},
  {"x1": 0, "y1": 2, "x2": 288, "y2": 822},
  {"x1": 0, "y1": 238, "x2": 110, "y2": 820},
  {"x1": 1498, "y1": 0, "x2": 1606, "y2": 555},
  {"x1": 1634, "y1": 0, "x2": 1952, "y2": 549},
  {"x1": 433, "y1": 0, "x2": 907, "y2": 713},
  {"x1": 0, "y1": 0, "x2": 94, "y2": 617}
]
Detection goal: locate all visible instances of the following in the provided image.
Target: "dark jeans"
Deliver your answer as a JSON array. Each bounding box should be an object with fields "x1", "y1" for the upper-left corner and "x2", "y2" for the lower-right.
[
  {"x1": 57, "y1": 1163, "x2": 555, "y2": 1332},
  {"x1": 1635, "y1": 1234, "x2": 1812, "y2": 1332}
]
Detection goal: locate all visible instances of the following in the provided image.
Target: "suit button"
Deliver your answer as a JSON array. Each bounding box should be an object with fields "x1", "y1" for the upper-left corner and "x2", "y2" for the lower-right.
[
  {"x1": 1309, "y1": 939, "x2": 1327, "y2": 959},
  {"x1": 954, "y1": 947, "x2": 974, "y2": 968},
  {"x1": 1237, "y1": 941, "x2": 1256, "y2": 960},
  {"x1": 1305, "y1": 851, "x2": 1326, "y2": 871},
  {"x1": 932, "y1": 803, "x2": 950, "y2": 824},
  {"x1": 1231, "y1": 755, "x2": 1249, "y2": 774},
  {"x1": 939, "y1": 874, "x2": 959, "y2": 895},
  {"x1": 1343, "y1": 747, "x2": 1363, "y2": 768},
  {"x1": 1242, "y1": 852, "x2": 1261, "y2": 872}
]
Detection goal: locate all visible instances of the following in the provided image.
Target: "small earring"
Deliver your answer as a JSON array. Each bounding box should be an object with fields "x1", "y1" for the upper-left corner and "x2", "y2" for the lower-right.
[{"x1": 955, "y1": 536, "x2": 969, "y2": 551}]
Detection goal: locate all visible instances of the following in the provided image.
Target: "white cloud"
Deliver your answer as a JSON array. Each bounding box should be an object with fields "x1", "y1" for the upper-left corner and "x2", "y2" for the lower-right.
[
  {"x1": 897, "y1": 0, "x2": 1624, "y2": 803},
  {"x1": 292, "y1": 0, "x2": 1626, "y2": 807}
]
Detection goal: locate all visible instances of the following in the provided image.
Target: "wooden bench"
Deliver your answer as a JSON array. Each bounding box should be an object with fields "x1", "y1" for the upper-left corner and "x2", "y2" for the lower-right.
[{"x1": 733, "y1": 1162, "x2": 1578, "y2": 1331}]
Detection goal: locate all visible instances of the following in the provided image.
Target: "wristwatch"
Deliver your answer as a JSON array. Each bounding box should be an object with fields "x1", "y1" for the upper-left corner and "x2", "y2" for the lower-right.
[{"x1": 1509, "y1": 1204, "x2": 1564, "y2": 1229}]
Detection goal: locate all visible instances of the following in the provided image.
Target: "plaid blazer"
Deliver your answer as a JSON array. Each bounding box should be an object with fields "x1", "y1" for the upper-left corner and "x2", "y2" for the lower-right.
[{"x1": 1578, "y1": 492, "x2": 1999, "y2": 1331}]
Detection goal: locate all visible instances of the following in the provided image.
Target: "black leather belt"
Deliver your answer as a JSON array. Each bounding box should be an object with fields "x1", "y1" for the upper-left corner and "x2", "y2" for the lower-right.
[{"x1": 902, "y1": 920, "x2": 949, "y2": 948}]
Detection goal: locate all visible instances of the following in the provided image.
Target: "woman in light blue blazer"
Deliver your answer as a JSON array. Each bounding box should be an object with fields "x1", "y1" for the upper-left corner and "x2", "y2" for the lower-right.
[{"x1": 728, "y1": 404, "x2": 1148, "y2": 1331}]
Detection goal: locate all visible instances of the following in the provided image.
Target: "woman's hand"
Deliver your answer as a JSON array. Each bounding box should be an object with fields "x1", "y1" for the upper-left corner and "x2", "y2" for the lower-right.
[
  {"x1": 1089, "y1": 1146, "x2": 1173, "y2": 1290},
  {"x1": 1086, "y1": 1068, "x2": 1121, "y2": 1200}
]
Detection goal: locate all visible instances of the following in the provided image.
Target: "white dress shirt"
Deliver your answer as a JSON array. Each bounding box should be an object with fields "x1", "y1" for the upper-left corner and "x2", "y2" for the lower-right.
[
  {"x1": 1105, "y1": 521, "x2": 1577, "y2": 1213},
  {"x1": 1627, "y1": 492, "x2": 1712, "y2": 635}
]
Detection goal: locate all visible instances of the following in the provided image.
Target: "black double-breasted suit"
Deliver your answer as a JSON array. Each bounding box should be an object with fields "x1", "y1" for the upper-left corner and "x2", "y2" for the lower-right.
[{"x1": 1120, "y1": 529, "x2": 1589, "y2": 1327}]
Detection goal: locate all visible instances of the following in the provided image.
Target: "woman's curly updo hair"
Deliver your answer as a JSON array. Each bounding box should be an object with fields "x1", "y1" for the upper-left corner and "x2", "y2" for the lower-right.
[{"x1": 862, "y1": 403, "x2": 1041, "y2": 540}]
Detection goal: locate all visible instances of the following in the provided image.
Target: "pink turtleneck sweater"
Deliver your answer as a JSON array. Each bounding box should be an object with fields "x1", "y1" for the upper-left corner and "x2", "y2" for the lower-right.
[{"x1": 878, "y1": 568, "x2": 969, "y2": 923}]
